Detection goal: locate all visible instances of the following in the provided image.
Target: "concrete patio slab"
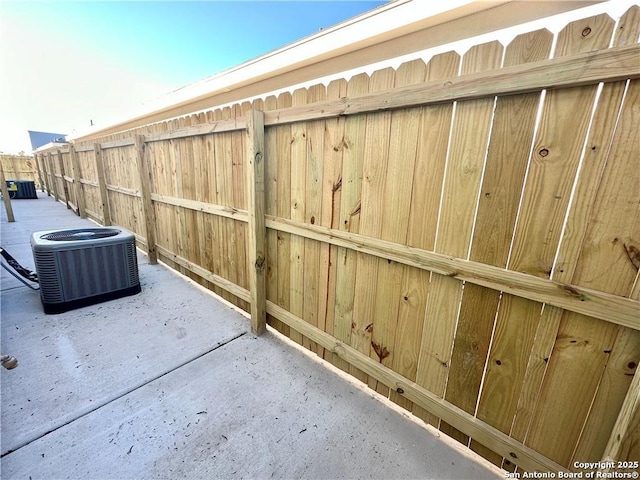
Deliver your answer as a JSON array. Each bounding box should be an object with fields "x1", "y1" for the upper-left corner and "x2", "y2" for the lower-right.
[{"x1": 1, "y1": 192, "x2": 504, "y2": 479}]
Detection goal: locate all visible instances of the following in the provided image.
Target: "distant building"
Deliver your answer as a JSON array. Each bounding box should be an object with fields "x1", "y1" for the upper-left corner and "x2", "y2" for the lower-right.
[{"x1": 28, "y1": 131, "x2": 67, "y2": 151}]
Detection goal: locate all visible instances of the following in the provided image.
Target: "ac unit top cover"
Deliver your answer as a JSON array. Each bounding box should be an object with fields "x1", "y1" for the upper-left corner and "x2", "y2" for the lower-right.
[{"x1": 31, "y1": 228, "x2": 135, "y2": 251}]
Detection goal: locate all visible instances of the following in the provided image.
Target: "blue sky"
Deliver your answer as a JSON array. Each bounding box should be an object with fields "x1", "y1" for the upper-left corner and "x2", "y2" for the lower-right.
[{"x1": 0, "y1": 1, "x2": 385, "y2": 153}]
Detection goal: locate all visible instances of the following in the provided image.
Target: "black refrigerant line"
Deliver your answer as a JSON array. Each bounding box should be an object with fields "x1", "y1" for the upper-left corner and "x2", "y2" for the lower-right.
[{"x1": 0, "y1": 246, "x2": 40, "y2": 290}]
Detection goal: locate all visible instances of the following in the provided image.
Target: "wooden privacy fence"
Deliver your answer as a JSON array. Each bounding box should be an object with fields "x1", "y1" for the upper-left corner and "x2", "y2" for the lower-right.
[
  {"x1": 36, "y1": 7, "x2": 640, "y2": 475},
  {"x1": 0, "y1": 155, "x2": 40, "y2": 187}
]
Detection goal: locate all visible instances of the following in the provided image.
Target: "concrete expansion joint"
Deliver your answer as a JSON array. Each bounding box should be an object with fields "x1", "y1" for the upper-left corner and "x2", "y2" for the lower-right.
[{"x1": 0, "y1": 331, "x2": 247, "y2": 459}]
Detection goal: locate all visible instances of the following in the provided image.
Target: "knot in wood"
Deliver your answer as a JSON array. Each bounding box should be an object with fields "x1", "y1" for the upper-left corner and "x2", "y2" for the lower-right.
[{"x1": 255, "y1": 254, "x2": 265, "y2": 273}]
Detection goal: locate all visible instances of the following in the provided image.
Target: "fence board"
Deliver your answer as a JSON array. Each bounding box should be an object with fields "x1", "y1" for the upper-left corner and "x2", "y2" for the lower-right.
[
  {"x1": 501, "y1": 16, "x2": 615, "y2": 456},
  {"x1": 501, "y1": 13, "x2": 617, "y2": 468},
  {"x1": 526, "y1": 77, "x2": 640, "y2": 468},
  {"x1": 185, "y1": 118, "x2": 202, "y2": 278},
  {"x1": 273, "y1": 92, "x2": 293, "y2": 338},
  {"x1": 320, "y1": 78, "x2": 348, "y2": 364},
  {"x1": 214, "y1": 109, "x2": 235, "y2": 304},
  {"x1": 419, "y1": 41, "x2": 503, "y2": 440},
  {"x1": 571, "y1": 8, "x2": 640, "y2": 465},
  {"x1": 402, "y1": 50, "x2": 461, "y2": 426},
  {"x1": 158, "y1": 119, "x2": 178, "y2": 271},
  {"x1": 451, "y1": 29, "x2": 554, "y2": 465},
  {"x1": 68, "y1": 145, "x2": 87, "y2": 218},
  {"x1": 56, "y1": 150, "x2": 70, "y2": 209},
  {"x1": 196, "y1": 113, "x2": 219, "y2": 297},
  {"x1": 352, "y1": 67, "x2": 395, "y2": 389},
  {"x1": 332, "y1": 73, "x2": 369, "y2": 375},
  {"x1": 262, "y1": 96, "x2": 280, "y2": 332},
  {"x1": 374, "y1": 59, "x2": 426, "y2": 405},
  {"x1": 35, "y1": 154, "x2": 46, "y2": 192},
  {"x1": 289, "y1": 88, "x2": 308, "y2": 346},
  {"x1": 191, "y1": 114, "x2": 208, "y2": 290},
  {"x1": 234, "y1": 104, "x2": 250, "y2": 312},
  {"x1": 77, "y1": 149, "x2": 99, "y2": 220},
  {"x1": 302, "y1": 84, "x2": 326, "y2": 354}
]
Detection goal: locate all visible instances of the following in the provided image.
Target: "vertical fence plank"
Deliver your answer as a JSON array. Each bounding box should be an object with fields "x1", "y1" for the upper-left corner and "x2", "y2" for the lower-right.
[
  {"x1": 526, "y1": 77, "x2": 637, "y2": 468},
  {"x1": 275, "y1": 92, "x2": 293, "y2": 339},
  {"x1": 320, "y1": 78, "x2": 347, "y2": 365},
  {"x1": 47, "y1": 152, "x2": 57, "y2": 200},
  {"x1": 165, "y1": 119, "x2": 184, "y2": 274},
  {"x1": 172, "y1": 118, "x2": 187, "y2": 277},
  {"x1": 213, "y1": 109, "x2": 234, "y2": 304},
  {"x1": 203, "y1": 112, "x2": 224, "y2": 298},
  {"x1": 436, "y1": 40, "x2": 504, "y2": 445},
  {"x1": 68, "y1": 145, "x2": 87, "y2": 218},
  {"x1": 38, "y1": 154, "x2": 50, "y2": 195},
  {"x1": 234, "y1": 104, "x2": 251, "y2": 313},
  {"x1": 180, "y1": 116, "x2": 200, "y2": 283},
  {"x1": 35, "y1": 153, "x2": 45, "y2": 192},
  {"x1": 135, "y1": 135, "x2": 158, "y2": 264},
  {"x1": 193, "y1": 113, "x2": 209, "y2": 291},
  {"x1": 377, "y1": 59, "x2": 426, "y2": 406},
  {"x1": 93, "y1": 143, "x2": 111, "y2": 226},
  {"x1": 290, "y1": 88, "x2": 308, "y2": 345},
  {"x1": 246, "y1": 110, "x2": 266, "y2": 335},
  {"x1": 505, "y1": 14, "x2": 617, "y2": 468},
  {"x1": 450, "y1": 29, "x2": 554, "y2": 467},
  {"x1": 407, "y1": 51, "x2": 461, "y2": 427},
  {"x1": 333, "y1": 73, "x2": 369, "y2": 375},
  {"x1": 263, "y1": 95, "x2": 283, "y2": 334},
  {"x1": 350, "y1": 68, "x2": 395, "y2": 387},
  {"x1": 567, "y1": 8, "x2": 640, "y2": 466},
  {"x1": 57, "y1": 149, "x2": 71, "y2": 210},
  {"x1": 303, "y1": 83, "x2": 326, "y2": 354},
  {"x1": 0, "y1": 163, "x2": 15, "y2": 222},
  {"x1": 414, "y1": 41, "x2": 502, "y2": 437}
]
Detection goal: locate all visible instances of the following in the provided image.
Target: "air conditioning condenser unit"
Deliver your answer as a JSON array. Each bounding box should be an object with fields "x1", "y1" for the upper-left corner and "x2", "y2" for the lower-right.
[{"x1": 31, "y1": 227, "x2": 141, "y2": 314}]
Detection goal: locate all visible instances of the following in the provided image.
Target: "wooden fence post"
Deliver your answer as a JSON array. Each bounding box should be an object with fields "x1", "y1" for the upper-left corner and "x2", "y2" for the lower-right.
[
  {"x1": 93, "y1": 143, "x2": 111, "y2": 226},
  {"x1": 246, "y1": 109, "x2": 267, "y2": 335},
  {"x1": 57, "y1": 149, "x2": 70, "y2": 210},
  {"x1": 35, "y1": 154, "x2": 46, "y2": 192},
  {"x1": 47, "y1": 152, "x2": 57, "y2": 199},
  {"x1": 134, "y1": 135, "x2": 158, "y2": 264},
  {"x1": 68, "y1": 145, "x2": 86, "y2": 218},
  {"x1": 0, "y1": 163, "x2": 15, "y2": 222}
]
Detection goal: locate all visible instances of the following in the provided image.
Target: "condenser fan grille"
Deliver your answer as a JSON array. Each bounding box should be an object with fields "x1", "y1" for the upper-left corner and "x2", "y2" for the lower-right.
[{"x1": 41, "y1": 228, "x2": 121, "y2": 242}]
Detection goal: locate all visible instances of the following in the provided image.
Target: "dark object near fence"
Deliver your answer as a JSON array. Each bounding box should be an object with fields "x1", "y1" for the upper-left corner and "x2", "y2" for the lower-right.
[{"x1": 5, "y1": 180, "x2": 37, "y2": 199}]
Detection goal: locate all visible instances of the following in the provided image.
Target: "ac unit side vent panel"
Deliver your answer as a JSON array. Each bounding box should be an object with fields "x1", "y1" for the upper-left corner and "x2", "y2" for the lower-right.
[
  {"x1": 33, "y1": 250, "x2": 63, "y2": 303},
  {"x1": 31, "y1": 227, "x2": 141, "y2": 314}
]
